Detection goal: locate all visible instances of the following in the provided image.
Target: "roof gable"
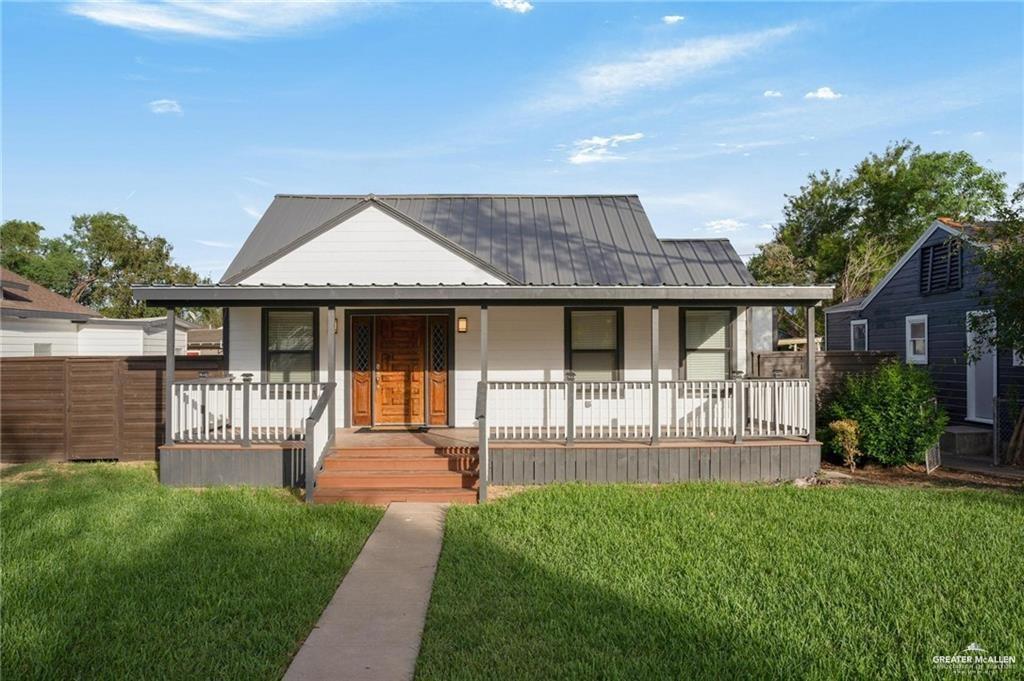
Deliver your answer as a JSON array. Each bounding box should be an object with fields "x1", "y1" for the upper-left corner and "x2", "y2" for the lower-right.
[
  {"x1": 234, "y1": 201, "x2": 508, "y2": 286},
  {"x1": 824, "y1": 220, "x2": 961, "y2": 314},
  {"x1": 221, "y1": 194, "x2": 755, "y2": 286}
]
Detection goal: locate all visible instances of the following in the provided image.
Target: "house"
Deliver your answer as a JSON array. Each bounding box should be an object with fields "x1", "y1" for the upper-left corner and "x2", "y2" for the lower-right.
[
  {"x1": 186, "y1": 327, "x2": 223, "y2": 356},
  {"x1": 824, "y1": 218, "x2": 1023, "y2": 451},
  {"x1": 1, "y1": 267, "x2": 191, "y2": 357},
  {"x1": 133, "y1": 194, "x2": 833, "y2": 503}
]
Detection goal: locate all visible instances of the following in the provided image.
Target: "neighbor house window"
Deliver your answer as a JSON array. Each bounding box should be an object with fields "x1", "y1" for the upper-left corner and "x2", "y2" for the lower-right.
[
  {"x1": 565, "y1": 308, "x2": 622, "y2": 381},
  {"x1": 263, "y1": 309, "x2": 318, "y2": 383},
  {"x1": 850, "y1": 320, "x2": 868, "y2": 351},
  {"x1": 681, "y1": 309, "x2": 732, "y2": 380},
  {"x1": 920, "y1": 242, "x2": 962, "y2": 295},
  {"x1": 905, "y1": 314, "x2": 928, "y2": 364}
]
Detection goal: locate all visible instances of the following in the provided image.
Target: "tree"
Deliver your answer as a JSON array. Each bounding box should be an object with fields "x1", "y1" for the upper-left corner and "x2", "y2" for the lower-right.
[
  {"x1": 0, "y1": 220, "x2": 83, "y2": 296},
  {"x1": 2, "y1": 213, "x2": 220, "y2": 325},
  {"x1": 753, "y1": 141, "x2": 1007, "y2": 306},
  {"x1": 747, "y1": 242, "x2": 813, "y2": 338},
  {"x1": 963, "y1": 183, "x2": 1024, "y2": 361}
]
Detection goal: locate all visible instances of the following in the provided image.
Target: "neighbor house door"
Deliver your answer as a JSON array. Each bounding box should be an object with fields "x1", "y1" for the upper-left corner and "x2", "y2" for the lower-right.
[{"x1": 966, "y1": 311, "x2": 997, "y2": 424}]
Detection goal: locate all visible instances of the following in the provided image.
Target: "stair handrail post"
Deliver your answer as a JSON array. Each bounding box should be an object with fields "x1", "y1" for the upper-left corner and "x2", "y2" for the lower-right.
[
  {"x1": 241, "y1": 373, "x2": 253, "y2": 447},
  {"x1": 305, "y1": 416, "x2": 316, "y2": 503},
  {"x1": 476, "y1": 381, "x2": 489, "y2": 502}
]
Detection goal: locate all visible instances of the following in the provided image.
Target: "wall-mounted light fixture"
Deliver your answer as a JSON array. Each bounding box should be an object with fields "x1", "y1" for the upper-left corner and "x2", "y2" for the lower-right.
[{"x1": 457, "y1": 317, "x2": 469, "y2": 333}]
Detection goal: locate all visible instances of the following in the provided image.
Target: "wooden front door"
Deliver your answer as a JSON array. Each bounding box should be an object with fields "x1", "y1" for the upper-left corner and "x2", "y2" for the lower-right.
[{"x1": 351, "y1": 314, "x2": 450, "y2": 427}]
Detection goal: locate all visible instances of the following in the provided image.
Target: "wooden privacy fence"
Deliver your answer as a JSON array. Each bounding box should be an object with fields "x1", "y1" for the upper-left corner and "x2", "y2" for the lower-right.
[
  {"x1": 749, "y1": 351, "x2": 896, "y2": 401},
  {"x1": 1, "y1": 356, "x2": 225, "y2": 463}
]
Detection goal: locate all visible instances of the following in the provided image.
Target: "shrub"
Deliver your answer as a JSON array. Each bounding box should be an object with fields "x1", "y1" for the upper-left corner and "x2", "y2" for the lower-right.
[
  {"x1": 829, "y1": 419, "x2": 861, "y2": 471},
  {"x1": 825, "y1": 361, "x2": 947, "y2": 466}
]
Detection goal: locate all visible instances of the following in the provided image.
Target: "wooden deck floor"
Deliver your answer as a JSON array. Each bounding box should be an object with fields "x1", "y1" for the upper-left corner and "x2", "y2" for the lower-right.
[{"x1": 333, "y1": 427, "x2": 814, "y2": 450}]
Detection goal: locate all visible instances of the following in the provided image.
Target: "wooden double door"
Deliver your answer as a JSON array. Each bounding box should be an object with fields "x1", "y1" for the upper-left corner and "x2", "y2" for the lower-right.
[{"x1": 351, "y1": 315, "x2": 450, "y2": 427}]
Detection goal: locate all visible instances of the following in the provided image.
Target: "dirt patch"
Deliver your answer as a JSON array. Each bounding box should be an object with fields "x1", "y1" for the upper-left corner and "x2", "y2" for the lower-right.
[{"x1": 819, "y1": 462, "x2": 1023, "y2": 493}]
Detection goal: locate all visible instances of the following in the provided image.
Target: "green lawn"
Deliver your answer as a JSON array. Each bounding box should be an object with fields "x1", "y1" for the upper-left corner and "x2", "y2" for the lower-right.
[
  {"x1": 1, "y1": 463, "x2": 382, "y2": 680},
  {"x1": 417, "y1": 483, "x2": 1024, "y2": 680}
]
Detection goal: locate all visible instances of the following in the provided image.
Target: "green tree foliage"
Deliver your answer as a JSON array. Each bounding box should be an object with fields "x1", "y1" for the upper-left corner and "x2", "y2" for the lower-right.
[
  {"x1": 963, "y1": 183, "x2": 1024, "y2": 361},
  {"x1": 750, "y1": 141, "x2": 1007, "y2": 304},
  {"x1": 0, "y1": 220, "x2": 82, "y2": 296},
  {"x1": 825, "y1": 361, "x2": 948, "y2": 466},
  {"x1": 1, "y1": 213, "x2": 220, "y2": 324}
]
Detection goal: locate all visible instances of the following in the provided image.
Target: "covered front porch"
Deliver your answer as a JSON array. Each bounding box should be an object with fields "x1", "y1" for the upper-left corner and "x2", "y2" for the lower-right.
[{"x1": 135, "y1": 283, "x2": 832, "y2": 502}]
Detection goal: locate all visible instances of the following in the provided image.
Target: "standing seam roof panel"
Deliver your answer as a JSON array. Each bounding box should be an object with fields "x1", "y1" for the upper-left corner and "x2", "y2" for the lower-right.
[{"x1": 220, "y1": 194, "x2": 755, "y2": 286}]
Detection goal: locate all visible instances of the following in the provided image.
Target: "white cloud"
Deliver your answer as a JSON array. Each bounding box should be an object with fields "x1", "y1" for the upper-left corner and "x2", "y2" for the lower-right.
[
  {"x1": 196, "y1": 239, "x2": 237, "y2": 248},
  {"x1": 567, "y1": 132, "x2": 644, "y2": 164},
  {"x1": 662, "y1": 15, "x2": 685, "y2": 25},
  {"x1": 149, "y1": 98, "x2": 182, "y2": 114},
  {"x1": 763, "y1": 89, "x2": 783, "y2": 98},
  {"x1": 492, "y1": 0, "x2": 533, "y2": 14},
  {"x1": 930, "y1": 129, "x2": 950, "y2": 136},
  {"x1": 804, "y1": 86, "x2": 842, "y2": 100},
  {"x1": 969, "y1": 130, "x2": 986, "y2": 137},
  {"x1": 242, "y1": 176, "x2": 271, "y2": 187},
  {"x1": 536, "y1": 25, "x2": 798, "y2": 111},
  {"x1": 68, "y1": 1, "x2": 357, "y2": 39},
  {"x1": 241, "y1": 204, "x2": 263, "y2": 218},
  {"x1": 705, "y1": 218, "x2": 747, "y2": 233}
]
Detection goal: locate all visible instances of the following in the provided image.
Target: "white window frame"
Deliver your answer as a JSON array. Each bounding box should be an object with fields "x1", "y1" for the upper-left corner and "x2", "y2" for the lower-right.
[
  {"x1": 905, "y1": 314, "x2": 928, "y2": 364},
  {"x1": 1014, "y1": 351, "x2": 1023, "y2": 367},
  {"x1": 850, "y1": 320, "x2": 868, "y2": 351}
]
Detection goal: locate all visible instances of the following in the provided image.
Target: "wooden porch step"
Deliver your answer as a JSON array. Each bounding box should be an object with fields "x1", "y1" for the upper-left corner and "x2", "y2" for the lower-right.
[
  {"x1": 314, "y1": 487, "x2": 478, "y2": 505},
  {"x1": 317, "y1": 470, "x2": 478, "y2": 490},
  {"x1": 333, "y1": 446, "x2": 477, "y2": 458},
  {"x1": 324, "y1": 456, "x2": 471, "y2": 472}
]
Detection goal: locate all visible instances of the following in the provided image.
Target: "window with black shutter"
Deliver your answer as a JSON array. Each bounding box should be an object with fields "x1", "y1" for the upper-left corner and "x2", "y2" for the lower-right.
[{"x1": 919, "y1": 242, "x2": 962, "y2": 295}]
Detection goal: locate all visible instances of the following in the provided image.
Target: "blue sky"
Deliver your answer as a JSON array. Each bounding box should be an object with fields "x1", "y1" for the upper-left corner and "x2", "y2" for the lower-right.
[{"x1": 3, "y1": 1, "x2": 1022, "y2": 280}]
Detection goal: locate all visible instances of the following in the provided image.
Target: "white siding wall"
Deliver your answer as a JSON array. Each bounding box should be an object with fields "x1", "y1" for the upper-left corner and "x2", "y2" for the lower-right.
[
  {"x1": 142, "y1": 327, "x2": 188, "y2": 355},
  {"x1": 238, "y1": 205, "x2": 504, "y2": 286},
  {"x1": 78, "y1": 325, "x2": 145, "y2": 355},
  {"x1": 0, "y1": 318, "x2": 79, "y2": 357},
  {"x1": 227, "y1": 304, "x2": 744, "y2": 428}
]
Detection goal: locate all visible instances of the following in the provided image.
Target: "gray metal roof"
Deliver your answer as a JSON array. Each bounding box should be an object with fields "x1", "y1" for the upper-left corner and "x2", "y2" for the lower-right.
[{"x1": 221, "y1": 194, "x2": 755, "y2": 287}]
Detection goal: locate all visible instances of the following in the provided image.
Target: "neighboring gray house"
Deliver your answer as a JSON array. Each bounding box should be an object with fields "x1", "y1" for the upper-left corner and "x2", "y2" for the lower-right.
[{"x1": 825, "y1": 218, "x2": 1023, "y2": 428}]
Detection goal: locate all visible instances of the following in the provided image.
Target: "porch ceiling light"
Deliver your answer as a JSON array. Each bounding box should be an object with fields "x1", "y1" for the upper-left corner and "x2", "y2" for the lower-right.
[{"x1": 457, "y1": 317, "x2": 469, "y2": 333}]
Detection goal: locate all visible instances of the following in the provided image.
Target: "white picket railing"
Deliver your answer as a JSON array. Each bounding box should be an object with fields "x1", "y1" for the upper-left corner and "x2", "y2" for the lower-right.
[
  {"x1": 172, "y1": 380, "x2": 327, "y2": 443},
  {"x1": 485, "y1": 378, "x2": 810, "y2": 441},
  {"x1": 743, "y1": 379, "x2": 810, "y2": 437},
  {"x1": 658, "y1": 380, "x2": 737, "y2": 439}
]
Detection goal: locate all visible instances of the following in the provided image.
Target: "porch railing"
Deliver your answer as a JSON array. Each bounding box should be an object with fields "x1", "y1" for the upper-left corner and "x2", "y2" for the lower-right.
[
  {"x1": 482, "y1": 378, "x2": 811, "y2": 443},
  {"x1": 171, "y1": 378, "x2": 328, "y2": 444},
  {"x1": 170, "y1": 376, "x2": 336, "y2": 503}
]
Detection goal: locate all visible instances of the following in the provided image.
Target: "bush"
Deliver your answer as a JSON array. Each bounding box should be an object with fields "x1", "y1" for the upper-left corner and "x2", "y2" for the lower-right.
[
  {"x1": 829, "y1": 419, "x2": 861, "y2": 471},
  {"x1": 825, "y1": 361, "x2": 947, "y2": 466}
]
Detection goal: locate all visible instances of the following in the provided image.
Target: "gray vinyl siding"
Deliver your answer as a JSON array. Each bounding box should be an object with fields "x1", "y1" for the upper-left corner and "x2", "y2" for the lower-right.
[
  {"x1": 825, "y1": 310, "x2": 858, "y2": 351},
  {"x1": 828, "y1": 229, "x2": 1023, "y2": 424}
]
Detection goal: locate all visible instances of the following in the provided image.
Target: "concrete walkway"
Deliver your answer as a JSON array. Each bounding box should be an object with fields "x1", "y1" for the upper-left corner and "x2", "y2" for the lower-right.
[{"x1": 284, "y1": 503, "x2": 447, "y2": 681}]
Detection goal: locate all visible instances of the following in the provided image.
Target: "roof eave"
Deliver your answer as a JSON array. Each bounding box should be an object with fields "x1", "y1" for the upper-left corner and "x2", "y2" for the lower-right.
[{"x1": 133, "y1": 283, "x2": 835, "y2": 306}]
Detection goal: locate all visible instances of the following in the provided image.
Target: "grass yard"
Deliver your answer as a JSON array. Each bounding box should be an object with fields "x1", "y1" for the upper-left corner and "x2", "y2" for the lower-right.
[
  {"x1": 417, "y1": 483, "x2": 1024, "y2": 680},
  {"x1": 1, "y1": 463, "x2": 382, "y2": 680}
]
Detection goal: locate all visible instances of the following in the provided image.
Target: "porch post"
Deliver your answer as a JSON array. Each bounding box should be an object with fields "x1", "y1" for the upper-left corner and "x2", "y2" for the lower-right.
[
  {"x1": 327, "y1": 306, "x2": 337, "y2": 440},
  {"x1": 806, "y1": 305, "x2": 817, "y2": 442},
  {"x1": 164, "y1": 307, "x2": 176, "y2": 445},
  {"x1": 479, "y1": 305, "x2": 489, "y2": 502},
  {"x1": 650, "y1": 305, "x2": 659, "y2": 445}
]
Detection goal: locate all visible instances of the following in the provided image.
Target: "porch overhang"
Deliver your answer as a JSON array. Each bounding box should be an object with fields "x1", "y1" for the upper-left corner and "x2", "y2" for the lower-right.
[{"x1": 133, "y1": 283, "x2": 834, "y2": 307}]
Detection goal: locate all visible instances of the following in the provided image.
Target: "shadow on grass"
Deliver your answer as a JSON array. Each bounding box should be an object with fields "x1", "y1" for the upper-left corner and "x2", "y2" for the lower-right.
[
  {"x1": 416, "y1": 483, "x2": 1024, "y2": 680},
  {"x1": 1, "y1": 464, "x2": 381, "y2": 681}
]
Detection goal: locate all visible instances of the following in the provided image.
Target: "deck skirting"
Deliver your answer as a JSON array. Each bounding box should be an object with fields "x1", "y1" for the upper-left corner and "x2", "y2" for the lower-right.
[
  {"x1": 488, "y1": 443, "x2": 820, "y2": 485},
  {"x1": 159, "y1": 444, "x2": 305, "y2": 487}
]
